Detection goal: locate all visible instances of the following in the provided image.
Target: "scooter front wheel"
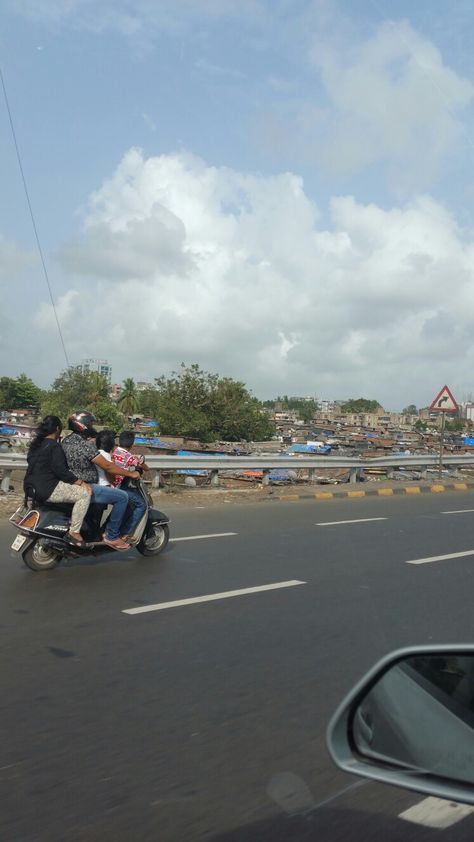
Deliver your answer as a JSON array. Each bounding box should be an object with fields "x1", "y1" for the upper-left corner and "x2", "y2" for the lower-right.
[
  {"x1": 136, "y1": 523, "x2": 169, "y2": 557},
  {"x1": 22, "y1": 540, "x2": 61, "y2": 571}
]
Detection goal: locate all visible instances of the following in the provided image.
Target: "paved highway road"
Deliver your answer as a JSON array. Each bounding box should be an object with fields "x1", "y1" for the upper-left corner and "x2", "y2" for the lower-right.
[{"x1": 3, "y1": 492, "x2": 474, "y2": 841}]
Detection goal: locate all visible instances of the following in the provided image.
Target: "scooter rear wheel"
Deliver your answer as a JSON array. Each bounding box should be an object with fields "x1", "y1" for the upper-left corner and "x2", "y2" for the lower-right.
[
  {"x1": 23, "y1": 540, "x2": 61, "y2": 571},
  {"x1": 136, "y1": 523, "x2": 169, "y2": 557}
]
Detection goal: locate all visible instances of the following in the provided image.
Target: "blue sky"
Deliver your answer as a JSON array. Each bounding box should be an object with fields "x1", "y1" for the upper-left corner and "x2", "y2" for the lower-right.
[{"x1": 2, "y1": 0, "x2": 474, "y2": 408}]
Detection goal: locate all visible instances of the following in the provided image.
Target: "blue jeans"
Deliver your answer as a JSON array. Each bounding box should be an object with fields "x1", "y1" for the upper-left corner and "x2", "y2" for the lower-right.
[
  {"x1": 90, "y1": 484, "x2": 129, "y2": 540},
  {"x1": 121, "y1": 488, "x2": 147, "y2": 536}
]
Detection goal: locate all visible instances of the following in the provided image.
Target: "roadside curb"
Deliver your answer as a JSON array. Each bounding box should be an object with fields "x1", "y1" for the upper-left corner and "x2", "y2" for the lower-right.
[{"x1": 273, "y1": 481, "x2": 474, "y2": 502}]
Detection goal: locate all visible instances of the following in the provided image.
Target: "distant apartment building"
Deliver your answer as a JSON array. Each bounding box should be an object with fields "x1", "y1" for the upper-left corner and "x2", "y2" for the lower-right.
[
  {"x1": 318, "y1": 399, "x2": 335, "y2": 413},
  {"x1": 461, "y1": 402, "x2": 474, "y2": 422},
  {"x1": 76, "y1": 358, "x2": 112, "y2": 385},
  {"x1": 274, "y1": 410, "x2": 298, "y2": 423},
  {"x1": 378, "y1": 412, "x2": 401, "y2": 426},
  {"x1": 136, "y1": 381, "x2": 154, "y2": 391},
  {"x1": 360, "y1": 413, "x2": 384, "y2": 428}
]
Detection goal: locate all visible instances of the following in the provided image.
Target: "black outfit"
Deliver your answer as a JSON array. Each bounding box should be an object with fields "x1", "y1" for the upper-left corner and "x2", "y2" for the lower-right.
[{"x1": 24, "y1": 438, "x2": 77, "y2": 502}]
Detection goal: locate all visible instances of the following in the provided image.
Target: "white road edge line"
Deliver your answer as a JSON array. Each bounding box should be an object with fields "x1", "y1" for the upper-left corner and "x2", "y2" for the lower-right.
[
  {"x1": 316, "y1": 518, "x2": 387, "y2": 526},
  {"x1": 441, "y1": 509, "x2": 474, "y2": 514},
  {"x1": 399, "y1": 797, "x2": 474, "y2": 828},
  {"x1": 171, "y1": 532, "x2": 237, "y2": 542},
  {"x1": 123, "y1": 580, "x2": 306, "y2": 615},
  {"x1": 406, "y1": 549, "x2": 474, "y2": 565}
]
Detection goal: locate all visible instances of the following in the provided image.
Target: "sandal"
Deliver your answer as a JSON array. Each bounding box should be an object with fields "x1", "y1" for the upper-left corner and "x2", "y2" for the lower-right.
[
  {"x1": 103, "y1": 536, "x2": 130, "y2": 551},
  {"x1": 66, "y1": 533, "x2": 84, "y2": 547}
]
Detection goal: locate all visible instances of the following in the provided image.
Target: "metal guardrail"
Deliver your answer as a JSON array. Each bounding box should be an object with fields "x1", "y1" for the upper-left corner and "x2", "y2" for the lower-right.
[{"x1": 2, "y1": 452, "x2": 474, "y2": 493}]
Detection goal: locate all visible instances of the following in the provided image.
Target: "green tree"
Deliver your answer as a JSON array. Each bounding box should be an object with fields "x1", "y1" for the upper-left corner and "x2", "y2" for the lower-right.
[
  {"x1": 118, "y1": 378, "x2": 139, "y2": 416},
  {"x1": 445, "y1": 418, "x2": 464, "y2": 432},
  {"x1": 0, "y1": 374, "x2": 42, "y2": 410},
  {"x1": 95, "y1": 401, "x2": 125, "y2": 432},
  {"x1": 296, "y1": 400, "x2": 318, "y2": 423},
  {"x1": 41, "y1": 368, "x2": 110, "y2": 421},
  {"x1": 138, "y1": 387, "x2": 158, "y2": 418},
  {"x1": 208, "y1": 377, "x2": 275, "y2": 441},
  {"x1": 414, "y1": 419, "x2": 428, "y2": 431},
  {"x1": 151, "y1": 363, "x2": 275, "y2": 442},
  {"x1": 342, "y1": 398, "x2": 382, "y2": 414},
  {"x1": 403, "y1": 404, "x2": 418, "y2": 414},
  {"x1": 261, "y1": 397, "x2": 319, "y2": 421},
  {"x1": 13, "y1": 374, "x2": 42, "y2": 408},
  {"x1": 88, "y1": 372, "x2": 110, "y2": 412},
  {"x1": 0, "y1": 377, "x2": 16, "y2": 409},
  {"x1": 153, "y1": 364, "x2": 216, "y2": 440}
]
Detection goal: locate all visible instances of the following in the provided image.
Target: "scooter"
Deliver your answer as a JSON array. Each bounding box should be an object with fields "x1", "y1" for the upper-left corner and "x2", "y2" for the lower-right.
[{"x1": 9, "y1": 477, "x2": 170, "y2": 571}]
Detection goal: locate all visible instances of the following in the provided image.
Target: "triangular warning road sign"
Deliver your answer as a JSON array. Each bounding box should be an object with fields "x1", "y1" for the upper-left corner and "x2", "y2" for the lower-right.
[{"x1": 430, "y1": 385, "x2": 458, "y2": 412}]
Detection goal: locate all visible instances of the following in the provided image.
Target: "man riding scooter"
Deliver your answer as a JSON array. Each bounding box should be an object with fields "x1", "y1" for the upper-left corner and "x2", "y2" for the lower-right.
[{"x1": 62, "y1": 411, "x2": 140, "y2": 550}]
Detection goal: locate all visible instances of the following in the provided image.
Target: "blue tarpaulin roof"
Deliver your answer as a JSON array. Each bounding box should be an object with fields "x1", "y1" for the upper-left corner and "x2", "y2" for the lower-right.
[
  {"x1": 287, "y1": 443, "x2": 331, "y2": 454},
  {"x1": 133, "y1": 435, "x2": 169, "y2": 447},
  {"x1": 176, "y1": 449, "x2": 227, "y2": 475}
]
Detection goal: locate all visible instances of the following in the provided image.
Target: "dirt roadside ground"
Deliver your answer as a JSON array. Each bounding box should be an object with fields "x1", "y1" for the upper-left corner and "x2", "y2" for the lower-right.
[
  {"x1": 0, "y1": 485, "x2": 277, "y2": 519},
  {"x1": 2, "y1": 475, "x2": 474, "y2": 520}
]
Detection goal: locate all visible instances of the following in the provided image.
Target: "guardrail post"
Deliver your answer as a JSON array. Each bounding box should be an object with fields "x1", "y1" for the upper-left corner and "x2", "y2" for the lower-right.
[
  {"x1": 308, "y1": 468, "x2": 316, "y2": 483},
  {"x1": 152, "y1": 470, "x2": 161, "y2": 489},
  {"x1": 1, "y1": 469, "x2": 12, "y2": 494},
  {"x1": 210, "y1": 469, "x2": 220, "y2": 487},
  {"x1": 349, "y1": 467, "x2": 359, "y2": 484},
  {"x1": 262, "y1": 470, "x2": 270, "y2": 486}
]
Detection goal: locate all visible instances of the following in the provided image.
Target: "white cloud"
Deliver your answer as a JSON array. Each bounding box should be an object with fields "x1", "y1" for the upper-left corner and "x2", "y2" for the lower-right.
[
  {"x1": 29, "y1": 148, "x2": 474, "y2": 406},
  {"x1": 34, "y1": 289, "x2": 80, "y2": 330},
  {"x1": 0, "y1": 236, "x2": 36, "y2": 280},
  {"x1": 309, "y1": 20, "x2": 474, "y2": 192}
]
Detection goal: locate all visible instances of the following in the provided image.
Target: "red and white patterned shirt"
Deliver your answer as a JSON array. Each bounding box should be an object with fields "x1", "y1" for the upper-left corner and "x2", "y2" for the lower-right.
[{"x1": 111, "y1": 446, "x2": 144, "y2": 486}]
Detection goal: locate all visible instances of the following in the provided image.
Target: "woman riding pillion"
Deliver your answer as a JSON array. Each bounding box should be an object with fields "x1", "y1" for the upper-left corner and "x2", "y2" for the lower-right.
[
  {"x1": 62, "y1": 411, "x2": 140, "y2": 551},
  {"x1": 24, "y1": 415, "x2": 92, "y2": 546}
]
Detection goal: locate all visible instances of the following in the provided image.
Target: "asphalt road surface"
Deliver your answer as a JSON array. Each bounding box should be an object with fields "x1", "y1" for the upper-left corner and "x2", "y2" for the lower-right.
[{"x1": 3, "y1": 491, "x2": 474, "y2": 841}]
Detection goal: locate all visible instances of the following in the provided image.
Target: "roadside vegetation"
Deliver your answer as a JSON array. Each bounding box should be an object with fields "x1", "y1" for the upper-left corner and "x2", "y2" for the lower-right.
[{"x1": 1, "y1": 363, "x2": 275, "y2": 443}]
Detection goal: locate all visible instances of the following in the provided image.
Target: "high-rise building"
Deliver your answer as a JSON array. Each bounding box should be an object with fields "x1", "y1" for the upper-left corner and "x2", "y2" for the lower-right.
[{"x1": 76, "y1": 358, "x2": 112, "y2": 385}]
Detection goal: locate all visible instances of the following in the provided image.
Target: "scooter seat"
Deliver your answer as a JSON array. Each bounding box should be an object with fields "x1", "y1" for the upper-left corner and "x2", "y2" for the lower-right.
[{"x1": 36, "y1": 501, "x2": 73, "y2": 514}]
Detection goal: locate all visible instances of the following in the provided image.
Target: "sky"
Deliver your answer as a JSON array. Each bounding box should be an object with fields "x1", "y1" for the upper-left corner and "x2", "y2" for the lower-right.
[{"x1": 2, "y1": 1, "x2": 474, "y2": 409}]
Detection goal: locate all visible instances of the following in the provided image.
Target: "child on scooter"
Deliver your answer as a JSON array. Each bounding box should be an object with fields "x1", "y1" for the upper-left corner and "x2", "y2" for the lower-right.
[{"x1": 112, "y1": 431, "x2": 150, "y2": 541}]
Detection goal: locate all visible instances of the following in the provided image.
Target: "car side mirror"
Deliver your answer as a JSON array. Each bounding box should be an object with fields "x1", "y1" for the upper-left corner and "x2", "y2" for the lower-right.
[{"x1": 327, "y1": 646, "x2": 474, "y2": 804}]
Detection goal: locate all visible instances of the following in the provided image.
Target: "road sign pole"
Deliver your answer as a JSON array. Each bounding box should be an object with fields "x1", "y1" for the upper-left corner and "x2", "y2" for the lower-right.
[{"x1": 438, "y1": 412, "x2": 446, "y2": 479}]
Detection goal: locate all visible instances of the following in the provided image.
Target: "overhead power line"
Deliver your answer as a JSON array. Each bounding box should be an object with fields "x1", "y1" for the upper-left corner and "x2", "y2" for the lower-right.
[{"x1": 0, "y1": 65, "x2": 70, "y2": 368}]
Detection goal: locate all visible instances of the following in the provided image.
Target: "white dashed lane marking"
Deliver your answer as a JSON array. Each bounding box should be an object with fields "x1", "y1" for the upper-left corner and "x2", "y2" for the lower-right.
[
  {"x1": 406, "y1": 549, "x2": 474, "y2": 565},
  {"x1": 171, "y1": 532, "x2": 237, "y2": 542},
  {"x1": 123, "y1": 580, "x2": 306, "y2": 615},
  {"x1": 441, "y1": 509, "x2": 474, "y2": 514},
  {"x1": 316, "y1": 518, "x2": 387, "y2": 527},
  {"x1": 399, "y1": 797, "x2": 474, "y2": 828}
]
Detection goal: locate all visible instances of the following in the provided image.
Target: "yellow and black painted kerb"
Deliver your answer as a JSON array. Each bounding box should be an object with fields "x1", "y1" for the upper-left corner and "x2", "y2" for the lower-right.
[{"x1": 275, "y1": 482, "x2": 474, "y2": 502}]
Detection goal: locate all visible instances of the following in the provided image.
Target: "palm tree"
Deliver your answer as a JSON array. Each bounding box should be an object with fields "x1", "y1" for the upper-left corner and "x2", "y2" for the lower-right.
[{"x1": 118, "y1": 378, "x2": 139, "y2": 416}]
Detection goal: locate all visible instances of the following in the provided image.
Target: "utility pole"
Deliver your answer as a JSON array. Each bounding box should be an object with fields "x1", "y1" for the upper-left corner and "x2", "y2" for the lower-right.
[
  {"x1": 429, "y1": 386, "x2": 458, "y2": 480},
  {"x1": 438, "y1": 411, "x2": 445, "y2": 480}
]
